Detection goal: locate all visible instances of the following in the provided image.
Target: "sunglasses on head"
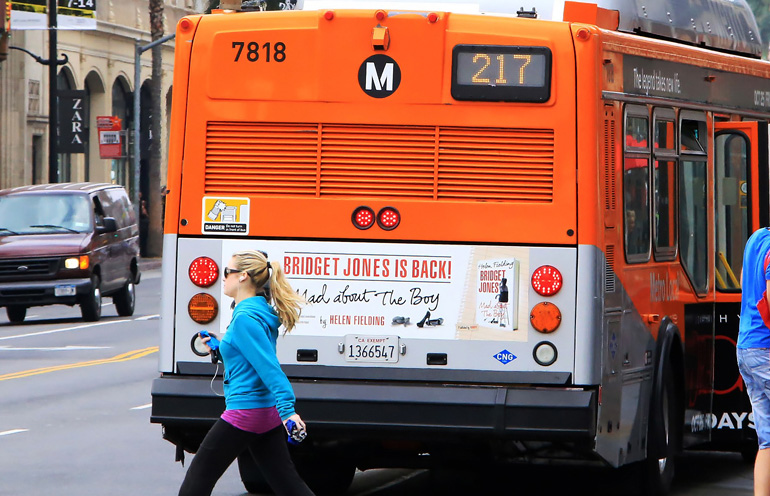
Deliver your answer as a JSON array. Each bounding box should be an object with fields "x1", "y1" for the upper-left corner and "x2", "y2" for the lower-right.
[{"x1": 224, "y1": 267, "x2": 242, "y2": 278}]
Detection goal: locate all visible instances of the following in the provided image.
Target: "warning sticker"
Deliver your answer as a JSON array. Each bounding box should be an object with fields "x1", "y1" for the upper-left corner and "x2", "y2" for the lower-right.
[{"x1": 202, "y1": 197, "x2": 250, "y2": 235}]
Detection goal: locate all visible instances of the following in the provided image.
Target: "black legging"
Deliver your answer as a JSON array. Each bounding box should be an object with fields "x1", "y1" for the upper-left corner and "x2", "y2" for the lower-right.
[{"x1": 178, "y1": 419, "x2": 315, "y2": 496}]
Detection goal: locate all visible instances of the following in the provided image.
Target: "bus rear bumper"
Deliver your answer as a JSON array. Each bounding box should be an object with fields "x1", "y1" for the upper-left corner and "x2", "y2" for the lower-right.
[
  {"x1": 293, "y1": 380, "x2": 596, "y2": 440},
  {"x1": 151, "y1": 376, "x2": 596, "y2": 443}
]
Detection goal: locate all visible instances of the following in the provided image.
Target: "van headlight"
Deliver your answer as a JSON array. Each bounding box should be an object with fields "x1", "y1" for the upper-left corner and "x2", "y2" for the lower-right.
[{"x1": 64, "y1": 256, "x2": 89, "y2": 269}]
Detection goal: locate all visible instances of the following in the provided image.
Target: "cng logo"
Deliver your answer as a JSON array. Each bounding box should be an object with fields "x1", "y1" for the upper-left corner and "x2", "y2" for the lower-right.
[
  {"x1": 494, "y1": 349, "x2": 517, "y2": 365},
  {"x1": 358, "y1": 54, "x2": 401, "y2": 98}
]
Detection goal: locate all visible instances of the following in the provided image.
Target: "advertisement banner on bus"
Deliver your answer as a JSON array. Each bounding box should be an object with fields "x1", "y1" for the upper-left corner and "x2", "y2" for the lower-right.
[{"x1": 220, "y1": 239, "x2": 530, "y2": 342}]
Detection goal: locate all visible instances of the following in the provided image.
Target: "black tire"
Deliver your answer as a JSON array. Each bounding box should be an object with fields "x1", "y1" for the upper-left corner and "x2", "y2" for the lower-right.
[
  {"x1": 237, "y1": 452, "x2": 272, "y2": 494},
  {"x1": 6, "y1": 305, "x2": 26, "y2": 324},
  {"x1": 293, "y1": 450, "x2": 356, "y2": 496},
  {"x1": 80, "y1": 275, "x2": 102, "y2": 322},
  {"x1": 114, "y1": 281, "x2": 136, "y2": 317},
  {"x1": 741, "y1": 443, "x2": 758, "y2": 464},
  {"x1": 640, "y1": 362, "x2": 680, "y2": 496}
]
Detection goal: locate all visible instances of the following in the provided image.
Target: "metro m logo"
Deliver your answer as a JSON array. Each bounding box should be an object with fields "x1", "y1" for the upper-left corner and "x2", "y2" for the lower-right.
[
  {"x1": 358, "y1": 54, "x2": 401, "y2": 98},
  {"x1": 365, "y1": 62, "x2": 393, "y2": 91}
]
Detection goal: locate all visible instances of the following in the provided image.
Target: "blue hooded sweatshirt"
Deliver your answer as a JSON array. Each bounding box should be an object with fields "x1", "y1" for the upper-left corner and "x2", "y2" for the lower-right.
[{"x1": 219, "y1": 295, "x2": 296, "y2": 420}]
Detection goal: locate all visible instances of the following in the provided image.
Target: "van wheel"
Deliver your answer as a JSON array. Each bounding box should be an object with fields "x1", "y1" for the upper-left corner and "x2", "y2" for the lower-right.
[
  {"x1": 80, "y1": 276, "x2": 102, "y2": 322},
  {"x1": 114, "y1": 281, "x2": 135, "y2": 317},
  {"x1": 6, "y1": 306, "x2": 26, "y2": 323}
]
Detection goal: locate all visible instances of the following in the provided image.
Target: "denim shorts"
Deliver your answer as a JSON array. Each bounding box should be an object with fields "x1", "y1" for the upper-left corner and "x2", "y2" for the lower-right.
[{"x1": 737, "y1": 347, "x2": 770, "y2": 449}]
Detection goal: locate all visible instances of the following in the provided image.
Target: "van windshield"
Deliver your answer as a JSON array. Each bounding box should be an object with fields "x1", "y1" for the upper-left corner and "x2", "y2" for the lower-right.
[{"x1": 0, "y1": 194, "x2": 93, "y2": 234}]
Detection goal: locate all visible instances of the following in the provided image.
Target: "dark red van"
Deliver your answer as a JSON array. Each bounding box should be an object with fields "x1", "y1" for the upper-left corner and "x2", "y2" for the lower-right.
[{"x1": 0, "y1": 183, "x2": 141, "y2": 323}]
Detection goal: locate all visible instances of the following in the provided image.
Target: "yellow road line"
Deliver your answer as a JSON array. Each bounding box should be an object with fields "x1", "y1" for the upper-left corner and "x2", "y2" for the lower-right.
[{"x1": 0, "y1": 346, "x2": 158, "y2": 381}]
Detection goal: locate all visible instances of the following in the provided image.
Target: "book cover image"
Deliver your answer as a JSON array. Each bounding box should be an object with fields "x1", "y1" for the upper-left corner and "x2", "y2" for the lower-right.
[{"x1": 475, "y1": 258, "x2": 520, "y2": 331}]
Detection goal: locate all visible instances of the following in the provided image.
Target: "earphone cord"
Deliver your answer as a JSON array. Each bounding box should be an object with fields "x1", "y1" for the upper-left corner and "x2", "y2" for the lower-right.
[{"x1": 210, "y1": 361, "x2": 224, "y2": 397}]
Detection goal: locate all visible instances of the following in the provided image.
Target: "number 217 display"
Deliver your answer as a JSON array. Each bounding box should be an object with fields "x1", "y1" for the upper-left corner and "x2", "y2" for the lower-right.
[{"x1": 452, "y1": 45, "x2": 552, "y2": 102}]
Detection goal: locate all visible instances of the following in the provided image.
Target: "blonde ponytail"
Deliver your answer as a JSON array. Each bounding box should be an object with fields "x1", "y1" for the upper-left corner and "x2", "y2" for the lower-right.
[{"x1": 232, "y1": 250, "x2": 305, "y2": 332}]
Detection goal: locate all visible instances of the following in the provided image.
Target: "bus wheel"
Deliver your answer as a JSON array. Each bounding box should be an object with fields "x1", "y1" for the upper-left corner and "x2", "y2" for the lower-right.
[
  {"x1": 293, "y1": 450, "x2": 356, "y2": 496},
  {"x1": 741, "y1": 443, "x2": 758, "y2": 464},
  {"x1": 641, "y1": 362, "x2": 680, "y2": 496},
  {"x1": 6, "y1": 305, "x2": 26, "y2": 323},
  {"x1": 237, "y1": 452, "x2": 272, "y2": 494}
]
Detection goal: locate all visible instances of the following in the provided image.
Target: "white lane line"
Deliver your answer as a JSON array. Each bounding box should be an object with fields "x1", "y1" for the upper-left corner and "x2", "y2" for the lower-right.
[
  {"x1": 131, "y1": 403, "x2": 152, "y2": 410},
  {"x1": 0, "y1": 345, "x2": 111, "y2": 351},
  {"x1": 0, "y1": 429, "x2": 29, "y2": 437},
  {"x1": 135, "y1": 314, "x2": 159, "y2": 321},
  {"x1": 0, "y1": 318, "x2": 134, "y2": 341}
]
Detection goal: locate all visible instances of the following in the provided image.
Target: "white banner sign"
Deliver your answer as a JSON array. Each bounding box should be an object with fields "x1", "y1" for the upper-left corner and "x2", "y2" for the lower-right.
[{"x1": 11, "y1": 1, "x2": 97, "y2": 30}]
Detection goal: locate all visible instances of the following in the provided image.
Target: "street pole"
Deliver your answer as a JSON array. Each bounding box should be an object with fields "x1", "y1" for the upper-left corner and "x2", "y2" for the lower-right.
[
  {"x1": 132, "y1": 33, "x2": 174, "y2": 220},
  {"x1": 48, "y1": 0, "x2": 58, "y2": 183}
]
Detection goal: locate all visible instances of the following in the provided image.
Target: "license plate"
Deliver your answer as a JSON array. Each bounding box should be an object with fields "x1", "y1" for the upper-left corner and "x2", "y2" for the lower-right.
[
  {"x1": 344, "y1": 335, "x2": 399, "y2": 363},
  {"x1": 54, "y1": 285, "x2": 76, "y2": 297}
]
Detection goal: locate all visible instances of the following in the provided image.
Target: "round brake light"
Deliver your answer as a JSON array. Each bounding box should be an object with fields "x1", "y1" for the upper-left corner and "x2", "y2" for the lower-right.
[
  {"x1": 189, "y1": 257, "x2": 219, "y2": 287},
  {"x1": 377, "y1": 207, "x2": 400, "y2": 230},
  {"x1": 352, "y1": 206, "x2": 375, "y2": 230},
  {"x1": 531, "y1": 265, "x2": 563, "y2": 296},
  {"x1": 188, "y1": 293, "x2": 218, "y2": 324}
]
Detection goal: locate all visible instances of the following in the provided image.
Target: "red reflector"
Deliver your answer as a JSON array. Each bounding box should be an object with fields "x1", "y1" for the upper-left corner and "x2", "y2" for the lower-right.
[
  {"x1": 352, "y1": 206, "x2": 375, "y2": 230},
  {"x1": 428, "y1": 12, "x2": 439, "y2": 23},
  {"x1": 377, "y1": 207, "x2": 400, "y2": 230},
  {"x1": 189, "y1": 257, "x2": 219, "y2": 287},
  {"x1": 531, "y1": 265, "x2": 563, "y2": 296},
  {"x1": 375, "y1": 9, "x2": 387, "y2": 20}
]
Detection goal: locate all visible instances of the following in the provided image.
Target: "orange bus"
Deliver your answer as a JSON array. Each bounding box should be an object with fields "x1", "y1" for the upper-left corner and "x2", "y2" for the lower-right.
[{"x1": 151, "y1": 1, "x2": 770, "y2": 494}]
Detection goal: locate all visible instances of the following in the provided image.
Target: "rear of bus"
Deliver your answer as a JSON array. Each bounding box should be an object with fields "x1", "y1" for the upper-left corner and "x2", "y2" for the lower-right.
[{"x1": 151, "y1": 2, "x2": 606, "y2": 480}]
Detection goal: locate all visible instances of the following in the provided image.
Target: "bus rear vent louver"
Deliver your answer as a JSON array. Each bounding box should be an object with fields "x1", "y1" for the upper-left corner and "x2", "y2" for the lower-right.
[{"x1": 204, "y1": 122, "x2": 555, "y2": 202}]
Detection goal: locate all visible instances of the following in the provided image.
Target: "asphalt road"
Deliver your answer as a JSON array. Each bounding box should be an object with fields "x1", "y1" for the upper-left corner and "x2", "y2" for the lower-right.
[{"x1": 0, "y1": 261, "x2": 757, "y2": 495}]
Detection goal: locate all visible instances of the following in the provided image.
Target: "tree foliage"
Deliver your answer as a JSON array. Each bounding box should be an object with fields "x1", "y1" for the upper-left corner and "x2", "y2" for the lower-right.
[{"x1": 748, "y1": 0, "x2": 770, "y2": 48}]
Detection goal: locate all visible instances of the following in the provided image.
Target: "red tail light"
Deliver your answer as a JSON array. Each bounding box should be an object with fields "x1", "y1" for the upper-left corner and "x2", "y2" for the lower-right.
[
  {"x1": 189, "y1": 257, "x2": 219, "y2": 287},
  {"x1": 352, "y1": 206, "x2": 375, "y2": 230},
  {"x1": 531, "y1": 265, "x2": 562, "y2": 296},
  {"x1": 377, "y1": 207, "x2": 400, "y2": 230}
]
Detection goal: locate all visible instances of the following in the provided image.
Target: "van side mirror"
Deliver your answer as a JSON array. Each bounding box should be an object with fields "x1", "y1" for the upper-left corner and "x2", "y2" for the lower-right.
[{"x1": 97, "y1": 217, "x2": 118, "y2": 234}]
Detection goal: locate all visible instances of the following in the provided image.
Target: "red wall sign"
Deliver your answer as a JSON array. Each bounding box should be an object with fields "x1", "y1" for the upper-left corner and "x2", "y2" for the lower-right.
[{"x1": 97, "y1": 115, "x2": 123, "y2": 159}]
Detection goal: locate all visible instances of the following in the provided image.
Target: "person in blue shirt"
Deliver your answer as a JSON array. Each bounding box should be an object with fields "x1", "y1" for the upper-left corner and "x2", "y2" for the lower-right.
[
  {"x1": 178, "y1": 250, "x2": 314, "y2": 496},
  {"x1": 738, "y1": 227, "x2": 770, "y2": 496}
]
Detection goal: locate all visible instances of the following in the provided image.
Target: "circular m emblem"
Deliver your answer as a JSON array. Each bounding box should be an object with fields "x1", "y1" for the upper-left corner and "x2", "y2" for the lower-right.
[{"x1": 358, "y1": 55, "x2": 401, "y2": 98}]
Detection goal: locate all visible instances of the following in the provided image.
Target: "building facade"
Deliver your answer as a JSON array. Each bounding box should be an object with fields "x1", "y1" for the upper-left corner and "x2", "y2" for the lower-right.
[{"x1": 0, "y1": 0, "x2": 206, "y2": 196}]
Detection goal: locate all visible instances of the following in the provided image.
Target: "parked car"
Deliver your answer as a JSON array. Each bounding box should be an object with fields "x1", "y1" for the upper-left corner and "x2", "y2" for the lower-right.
[{"x1": 0, "y1": 182, "x2": 141, "y2": 323}]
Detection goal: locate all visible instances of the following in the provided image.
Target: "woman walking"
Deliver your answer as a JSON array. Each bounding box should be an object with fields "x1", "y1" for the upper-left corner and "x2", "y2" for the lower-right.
[{"x1": 178, "y1": 250, "x2": 315, "y2": 496}]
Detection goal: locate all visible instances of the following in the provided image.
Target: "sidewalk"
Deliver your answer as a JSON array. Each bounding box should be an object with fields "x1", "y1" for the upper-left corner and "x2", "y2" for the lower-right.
[{"x1": 139, "y1": 257, "x2": 163, "y2": 272}]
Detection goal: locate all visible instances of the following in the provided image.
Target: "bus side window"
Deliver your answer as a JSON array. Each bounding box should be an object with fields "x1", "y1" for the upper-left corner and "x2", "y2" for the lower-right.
[
  {"x1": 623, "y1": 107, "x2": 651, "y2": 263},
  {"x1": 679, "y1": 113, "x2": 709, "y2": 294},
  {"x1": 652, "y1": 109, "x2": 677, "y2": 260},
  {"x1": 715, "y1": 132, "x2": 749, "y2": 291}
]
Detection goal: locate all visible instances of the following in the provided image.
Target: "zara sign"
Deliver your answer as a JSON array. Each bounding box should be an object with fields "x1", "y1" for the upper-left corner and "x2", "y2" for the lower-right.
[{"x1": 58, "y1": 90, "x2": 88, "y2": 154}]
